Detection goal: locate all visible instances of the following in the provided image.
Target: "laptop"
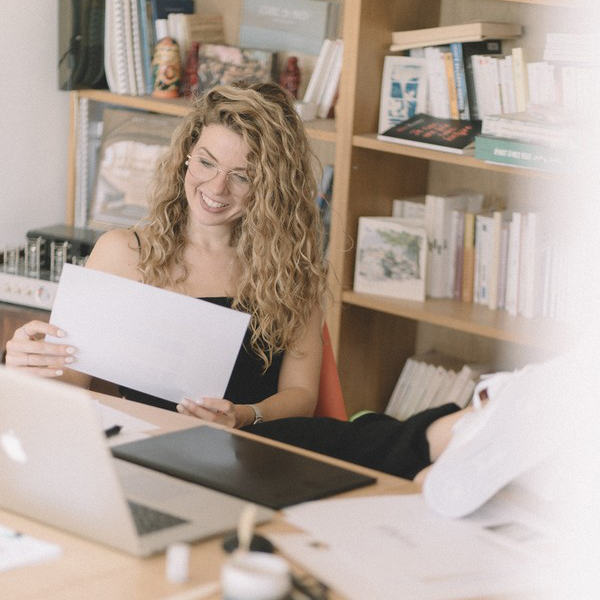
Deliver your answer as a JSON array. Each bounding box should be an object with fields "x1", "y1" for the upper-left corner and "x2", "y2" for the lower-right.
[
  {"x1": 113, "y1": 423, "x2": 377, "y2": 510},
  {"x1": 0, "y1": 367, "x2": 273, "y2": 557}
]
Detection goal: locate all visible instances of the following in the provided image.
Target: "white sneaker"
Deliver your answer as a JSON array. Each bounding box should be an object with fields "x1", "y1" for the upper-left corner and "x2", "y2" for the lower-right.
[{"x1": 423, "y1": 354, "x2": 578, "y2": 519}]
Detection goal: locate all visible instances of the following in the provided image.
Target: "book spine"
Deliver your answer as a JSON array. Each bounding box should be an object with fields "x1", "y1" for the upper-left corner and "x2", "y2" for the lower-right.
[
  {"x1": 461, "y1": 212, "x2": 476, "y2": 303},
  {"x1": 474, "y1": 135, "x2": 562, "y2": 171},
  {"x1": 449, "y1": 43, "x2": 470, "y2": 119},
  {"x1": 443, "y1": 51, "x2": 459, "y2": 119},
  {"x1": 487, "y1": 210, "x2": 503, "y2": 310},
  {"x1": 505, "y1": 212, "x2": 522, "y2": 316},
  {"x1": 452, "y1": 210, "x2": 465, "y2": 300},
  {"x1": 512, "y1": 47, "x2": 529, "y2": 112}
]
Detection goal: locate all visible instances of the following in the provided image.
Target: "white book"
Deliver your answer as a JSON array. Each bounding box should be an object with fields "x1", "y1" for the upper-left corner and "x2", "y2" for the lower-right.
[
  {"x1": 496, "y1": 221, "x2": 510, "y2": 310},
  {"x1": 396, "y1": 360, "x2": 428, "y2": 420},
  {"x1": 474, "y1": 213, "x2": 493, "y2": 305},
  {"x1": 517, "y1": 213, "x2": 530, "y2": 317},
  {"x1": 403, "y1": 363, "x2": 438, "y2": 419},
  {"x1": 498, "y1": 55, "x2": 517, "y2": 114},
  {"x1": 430, "y1": 369, "x2": 457, "y2": 408},
  {"x1": 505, "y1": 211, "x2": 522, "y2": 316},
  {"x1": 519, "y1": 212, "x2": 540, "y2": 319},
  {"x1": 488, "y1": 210, "x2": 504, "y2": 311},
  {"x1": 318, "y1": 39, "x2": 344, "y2": 119},
  {"x1": 424, "y1": 46, "x2": 451, "y2": 119},
  {"x1": 303, "y1": 39, "x2": 336, "y2": 105},
  {"x1": 445, "y1": 364, "x2": 474, "y2": 407},
  {"x1": 391, "y1": 196, "x2": 426, "y2": 220},
  {"x1": 130, "y1": 0, "x2": 146, "y2": 96},
  {"x1": 483, "y1": 55, "x2": 502, "y2": 117},
  {"x1": 385, "y1": 359, "x2": 415, "y2": 417},
  {"x1": 122, "y1": 0, "x2": 137, "y2": 94},
  {"x1": 447, "y1": 209, "x2": 463, "y2": 298},
  {"x1": 414, "y1": 365, "x2": 447, "y2": 413}
]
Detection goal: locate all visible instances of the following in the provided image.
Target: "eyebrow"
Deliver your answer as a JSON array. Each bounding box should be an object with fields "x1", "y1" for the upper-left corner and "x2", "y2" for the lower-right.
[{"x1": 194, "y1": 146, "x2": 248, "y2": 172}]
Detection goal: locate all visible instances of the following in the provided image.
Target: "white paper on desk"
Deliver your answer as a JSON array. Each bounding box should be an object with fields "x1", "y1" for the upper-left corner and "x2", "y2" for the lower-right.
[
  {"x1": 277, "y1": 492, "x2": 557, "y2": 599},
  {"x1": 0, "y1": 525, "x2": 62, "y2": 572},
  {"x1": 94, "y1": 401, "x2": 159, "y2": 446},
  {"x1": 47, "y1": 264, "x2": 250, "y2": 404}
]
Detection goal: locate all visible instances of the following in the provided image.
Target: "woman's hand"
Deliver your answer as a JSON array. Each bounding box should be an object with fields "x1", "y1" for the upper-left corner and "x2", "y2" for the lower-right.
[
  {"x1": 4, "y1": 320, "x2": 76, "y2": 378},
  {"x1": 176, "y1": 397, "x2": 253, "y2": 428}
]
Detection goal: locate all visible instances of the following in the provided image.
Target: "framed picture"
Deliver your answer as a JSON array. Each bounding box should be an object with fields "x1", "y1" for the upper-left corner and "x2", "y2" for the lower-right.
[
  {"x1": 88, "y1": 108, "x2": 180, "y2": 229},
  {"x1": 378, "y1": 55, "x2": 428, "y2": 134},
  {"x1": 195, "y1": 44, "x2": 275, "y2": 95},
  {"x1": 354, "y1": 217, "x2": 427, "y2": 301}
]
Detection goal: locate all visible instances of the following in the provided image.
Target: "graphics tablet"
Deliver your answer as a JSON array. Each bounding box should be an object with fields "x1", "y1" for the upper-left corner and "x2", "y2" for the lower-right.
[{"x1": 112, "y1": 426, "x2": 376, "y2": 509}]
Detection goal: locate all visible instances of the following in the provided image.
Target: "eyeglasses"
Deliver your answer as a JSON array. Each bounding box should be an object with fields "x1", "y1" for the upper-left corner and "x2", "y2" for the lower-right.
[{"x1": 185, "y1": 154, "x2": 250, "y2": 195}]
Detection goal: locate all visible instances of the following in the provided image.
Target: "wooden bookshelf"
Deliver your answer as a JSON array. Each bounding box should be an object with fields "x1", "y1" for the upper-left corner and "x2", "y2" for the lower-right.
[{"x1": 65, "y1": 0, "x2": 583, "y2": 415}]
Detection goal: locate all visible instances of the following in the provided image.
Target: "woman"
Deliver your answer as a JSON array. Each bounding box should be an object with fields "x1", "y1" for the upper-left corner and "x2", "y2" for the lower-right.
[
  {"x1": 5, "y1": 80, "x2": 474, "y2": 485},
  {"x1": 5, "y1": 81, "x2": 328, "y2": 429}
]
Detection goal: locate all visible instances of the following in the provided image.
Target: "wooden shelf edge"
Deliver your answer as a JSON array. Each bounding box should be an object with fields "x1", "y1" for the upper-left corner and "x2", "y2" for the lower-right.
[
  {"x1": 496, "y1": 0, "x2": 588, "y2": 7},
  {"x1": 342, "y1": 290, "x2": 569, "y2": 349},
  {"x1": 352, "y1": 133, "x2": 556, "y2": 178},
  {"x1": 74, "y1": 89, "x2": 335, "y2": 142}
]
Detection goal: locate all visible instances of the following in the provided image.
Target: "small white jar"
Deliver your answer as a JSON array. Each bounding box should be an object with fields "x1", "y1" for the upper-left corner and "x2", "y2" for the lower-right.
[{"x1": 221, "y1": 551, "x2": 291, "y2": 600}]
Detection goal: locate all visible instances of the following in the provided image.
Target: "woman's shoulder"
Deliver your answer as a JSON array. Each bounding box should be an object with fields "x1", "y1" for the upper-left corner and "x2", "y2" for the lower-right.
[{"x1": 85, "y1": 228, "x2": 141, "y2": 279}]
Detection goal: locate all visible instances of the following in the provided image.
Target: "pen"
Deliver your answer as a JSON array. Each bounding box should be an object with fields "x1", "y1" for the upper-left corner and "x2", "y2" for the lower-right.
[{"x1": 104, "y1": 425, "x2": 122, "y2": 438}]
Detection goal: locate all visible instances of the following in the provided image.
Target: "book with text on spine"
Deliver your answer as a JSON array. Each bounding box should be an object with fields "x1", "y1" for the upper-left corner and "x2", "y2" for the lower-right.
[{"x1": 378, "y1": 113, "x2": 482, "y2": 155}]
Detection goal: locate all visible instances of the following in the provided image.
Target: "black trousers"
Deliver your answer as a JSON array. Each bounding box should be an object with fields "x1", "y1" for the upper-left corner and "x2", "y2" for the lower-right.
[{"x1": 244, "y1": 403, "x2": 461, "y2": 481}]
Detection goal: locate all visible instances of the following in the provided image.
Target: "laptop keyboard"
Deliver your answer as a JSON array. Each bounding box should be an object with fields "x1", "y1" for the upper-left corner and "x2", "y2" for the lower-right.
[{"x1": 127, "y1": 500, "x2": 189, "y2": 536}]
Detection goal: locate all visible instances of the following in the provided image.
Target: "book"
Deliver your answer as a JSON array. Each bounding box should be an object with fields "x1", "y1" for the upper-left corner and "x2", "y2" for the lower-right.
[
  {"x1": 317, "y1": 39, "x2": 343, "y2": 118},
  {"x1": 422, "y1": 46, "x2": 451, "y2": 119},
  {"x1": 424, "y1": 192, "x2": 484, "y2": 299},
  {"x1": 377, "y1": 114, "x2": 482, "y2": 155},
  {"x1": 354, "y1": 216, "x2": 428, "y2": 302},
  {"x1": 194, "y1": 44, "x2": 275, "y2": 96},
  {"x1": 449, "y1": 42, "x2": 470, "y2": 119},
  {"x1": 461, "y1": 40, "x2": 503, "y2": 120},
  {"x1": 316, "y1": 164, "x2": 334, "y2": 252},
  {"x1": 443, "y1": 50, "x2": 459, "y2": 119},
  {"x1": 504, "y1": 211, "x2": 522, "y2": 316},
  {"x1": 449, "y1": 209, "x2": 465, "y2": 300},
  {"x1": 474, "y1": 213, "x2": 493, "y2": 305},
  {"x1": 511, "y1": 47, "x2": 529, "y2": 113},
  {"x1": 239, "y1": 0, "x2": 340, "y2": 56},
  {"x1": 378, "y1": 55, "x2": 428, "y2": 133},
  {"x1": 487, "y1": 210, "x2": 505, "y2": 311},
  {"x1": 481, "y1": 109, "x2": 576, "y2": 148},
  {"x1": 474, "y1": 134, "x2": 563, "y2": 171},
  {"x1": 461, "y1": 211, "x2": 476, "y2": 303},
  {"x1": 389, "y1": 22, "x2": 522, "y2": 52},
  {"x1": 392, "y1": 196, "x2": 426, "y2": 220},
  {"x1": 302, "y1": 38, "x2": 337, "y2": 106}
]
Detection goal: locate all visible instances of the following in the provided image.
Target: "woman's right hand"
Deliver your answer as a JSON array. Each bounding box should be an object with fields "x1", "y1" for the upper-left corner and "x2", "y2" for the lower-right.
[{"x1": 4, "y1": 320, "x2": 76, "y2": 378}]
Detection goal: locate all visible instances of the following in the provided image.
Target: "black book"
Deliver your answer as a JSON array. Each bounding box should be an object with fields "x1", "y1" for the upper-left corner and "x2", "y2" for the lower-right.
[
  {"x1": 377, "y1": 113, "x2": 482, "y2": 155},
  {"x1": 112, "y1": 426, "x2": 376, "y2": 510}
]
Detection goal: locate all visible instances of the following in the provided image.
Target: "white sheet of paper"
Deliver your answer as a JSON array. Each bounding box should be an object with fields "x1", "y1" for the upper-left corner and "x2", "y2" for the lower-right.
[
  {"x1": 276, "y1": 492, "x2": 556, "y2": 599},
  {"x1": 47, "y1": 264, "x2": 250, "y2": 404},
  {"x1": 94, "y1": 401, "x2": 158, "y2": 446}
]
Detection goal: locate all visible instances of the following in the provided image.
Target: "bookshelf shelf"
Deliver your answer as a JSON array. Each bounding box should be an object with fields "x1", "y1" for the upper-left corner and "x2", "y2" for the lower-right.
[
  {"x1": 342, "y1": 290, "x2": 566, "y2": 349},
  {"x1": 352, "y1": 133, "x2": 556, "y2": 179},
  {"x1": 76, "y1": 90, "x2": 336, "y2": 141}
]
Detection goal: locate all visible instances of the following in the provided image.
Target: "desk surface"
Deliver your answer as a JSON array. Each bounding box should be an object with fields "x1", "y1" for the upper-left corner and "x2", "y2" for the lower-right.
[{"x1": 0, "y1": 393, "x2": 417, "y2": 600}]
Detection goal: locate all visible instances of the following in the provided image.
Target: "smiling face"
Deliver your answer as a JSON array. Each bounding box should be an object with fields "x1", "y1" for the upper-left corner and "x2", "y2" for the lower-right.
[{"x1": 184, "y1": 124, "x2": 251, "y2": 234}]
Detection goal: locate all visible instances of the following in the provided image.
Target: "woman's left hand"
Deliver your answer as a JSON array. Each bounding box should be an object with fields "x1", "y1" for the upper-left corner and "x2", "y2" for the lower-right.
[{"x1": 177, "y1": 397, "x2": 242, "y2": 428}]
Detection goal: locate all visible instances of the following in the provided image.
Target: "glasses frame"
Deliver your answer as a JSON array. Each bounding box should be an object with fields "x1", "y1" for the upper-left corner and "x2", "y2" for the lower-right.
[{"x1": 185, "y1": 154, "x2": 250, "y2": 195}]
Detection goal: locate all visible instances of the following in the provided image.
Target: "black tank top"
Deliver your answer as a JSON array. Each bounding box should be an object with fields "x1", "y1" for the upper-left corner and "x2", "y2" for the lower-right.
[{"x1": 118, "y1": 297, "x2": 284, "y2": 412}]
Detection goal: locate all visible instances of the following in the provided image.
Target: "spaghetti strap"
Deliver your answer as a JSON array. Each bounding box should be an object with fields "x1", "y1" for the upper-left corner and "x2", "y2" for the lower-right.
[{"x1": 132, "y1": 229, "x2": 141, "y2": 253}]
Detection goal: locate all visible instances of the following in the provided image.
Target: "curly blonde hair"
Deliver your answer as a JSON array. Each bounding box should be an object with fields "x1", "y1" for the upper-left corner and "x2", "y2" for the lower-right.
[{"x1": 136, "y1": 81, "x2": 328, "y2": 368}]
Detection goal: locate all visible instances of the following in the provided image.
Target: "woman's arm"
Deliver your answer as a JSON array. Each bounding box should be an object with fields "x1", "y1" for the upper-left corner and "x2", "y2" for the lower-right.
[{"x1": 178, "y1": 306, "x2": 324, "y2": 427}]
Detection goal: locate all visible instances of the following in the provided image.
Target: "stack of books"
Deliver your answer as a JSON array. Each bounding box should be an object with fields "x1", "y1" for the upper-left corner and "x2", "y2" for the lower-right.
[{"x1": 384, "y1": 350, "x2": 488, "y2": 421}]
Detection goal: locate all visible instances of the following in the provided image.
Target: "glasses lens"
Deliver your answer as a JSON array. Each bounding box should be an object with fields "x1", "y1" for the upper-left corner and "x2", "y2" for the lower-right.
[{"x1": 187, "y1": 156, "x2": 249, "y2": 194}]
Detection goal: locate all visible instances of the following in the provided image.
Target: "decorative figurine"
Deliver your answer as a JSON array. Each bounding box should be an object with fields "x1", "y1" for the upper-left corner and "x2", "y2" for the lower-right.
[
  {"x1": 151, "y1": 24, "x2": 181, "y2": 99},
  {"x1": 279, "y1": 56, "x2": 300, "y2": 98}
]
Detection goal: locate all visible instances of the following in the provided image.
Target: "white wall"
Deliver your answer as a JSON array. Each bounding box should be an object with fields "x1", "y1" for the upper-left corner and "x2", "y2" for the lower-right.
[{"x1": 0, "y1": 1, "x2": 70, "y2": 247}]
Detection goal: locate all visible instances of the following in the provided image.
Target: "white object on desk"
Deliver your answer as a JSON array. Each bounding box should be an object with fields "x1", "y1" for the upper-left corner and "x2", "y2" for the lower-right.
[
  {"x1": 221, "y1": 552, "x2": 291, "y2": 600},
  {"x1": 0, "y1": 525, "x2": 62, "y2": 572},
  {"x1": 47, "y1": 264, "x2": 250, "y2": 404}
]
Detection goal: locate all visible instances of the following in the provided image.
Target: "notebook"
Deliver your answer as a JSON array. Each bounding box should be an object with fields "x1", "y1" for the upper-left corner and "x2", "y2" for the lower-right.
[
  {"x1": 112, "y1": 426, "x2": 377, "y2": 510},
  {"x1": 0, "y1": 367, "x2": 273, "y2": 557}
]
